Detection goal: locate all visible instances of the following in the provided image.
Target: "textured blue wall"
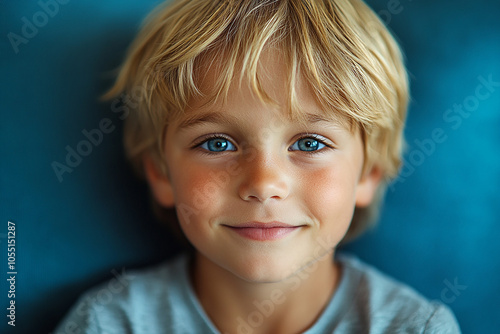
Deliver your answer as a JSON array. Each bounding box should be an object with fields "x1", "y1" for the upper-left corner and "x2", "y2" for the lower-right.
[{"x1": 1, "y1": 0, "x2": 499, "y2": 333}]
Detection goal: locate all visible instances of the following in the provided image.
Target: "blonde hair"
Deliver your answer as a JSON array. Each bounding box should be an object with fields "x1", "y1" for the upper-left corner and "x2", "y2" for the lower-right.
[{"x1": 104, "y1": 0, "x2": 409, "y2": 242}]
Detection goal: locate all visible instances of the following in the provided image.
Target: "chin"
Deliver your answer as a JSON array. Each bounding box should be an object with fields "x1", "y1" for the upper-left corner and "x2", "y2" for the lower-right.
[{"x1": 225, "y1": 254, "x2": 306, "y2": 284}]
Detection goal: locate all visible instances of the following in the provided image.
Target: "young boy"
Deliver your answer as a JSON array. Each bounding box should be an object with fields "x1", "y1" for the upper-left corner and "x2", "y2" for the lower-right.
[{"x1": 56, "y1": 0, "x2": 461, "y2": 333}]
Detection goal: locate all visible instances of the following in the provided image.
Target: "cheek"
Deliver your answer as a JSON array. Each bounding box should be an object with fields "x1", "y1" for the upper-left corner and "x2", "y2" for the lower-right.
[
  {"x1": 300, "y1": 165, "x2": 358, "y2": 230},
  {"x1": 169, "y1": 162, "x2": 214, "y2": 248},
  {"x1": 169, "y1": 160, "x2": 228, "y2": 226}
]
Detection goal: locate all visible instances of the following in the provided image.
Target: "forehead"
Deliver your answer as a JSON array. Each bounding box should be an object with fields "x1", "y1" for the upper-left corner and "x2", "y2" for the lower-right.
[
  {"x1": 194, "y1": 47, "x2": 288, "y2": 100},
  {"x1": 185, "y1": 47, "x2": 353, "y2": 129}
]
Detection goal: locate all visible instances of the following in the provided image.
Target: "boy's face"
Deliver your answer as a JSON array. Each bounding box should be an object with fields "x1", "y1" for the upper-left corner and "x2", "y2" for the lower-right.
[{"x1": 146, "y1": 50, "x2": 381, "y2": 282}]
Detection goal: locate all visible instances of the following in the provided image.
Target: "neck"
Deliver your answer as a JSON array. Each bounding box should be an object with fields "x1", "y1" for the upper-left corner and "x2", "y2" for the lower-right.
[{"x1": 190, "y1": 251, "x2": 340, "y2": 334}]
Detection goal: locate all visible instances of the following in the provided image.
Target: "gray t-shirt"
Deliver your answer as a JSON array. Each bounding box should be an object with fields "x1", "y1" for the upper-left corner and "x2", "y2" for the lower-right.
[{"x1": 55, "y1": 254, "x2": 461, "y2": 333}]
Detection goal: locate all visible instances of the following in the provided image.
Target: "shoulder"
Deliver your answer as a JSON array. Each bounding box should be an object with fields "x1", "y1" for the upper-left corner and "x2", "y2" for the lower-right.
[
  {"x1": 82, "y1": 254, "x2": 187, "y2": 311},
  {"x1": 334, "y1": 254, "x2": 461, "y2": 334},
  {"x1": 54, "y1": 255, "x2": 201, "y2": 334}
]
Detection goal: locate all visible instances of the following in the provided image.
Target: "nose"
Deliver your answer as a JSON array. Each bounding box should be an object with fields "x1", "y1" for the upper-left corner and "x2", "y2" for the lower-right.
[{"x1": 238, "y1": 153, "x2": 290, "y2": 202}]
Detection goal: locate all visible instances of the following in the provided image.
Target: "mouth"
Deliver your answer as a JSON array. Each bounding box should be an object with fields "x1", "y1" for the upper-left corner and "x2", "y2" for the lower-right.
[{"x1": 223, "y1": 221, "x2": 304, "y2": 241}]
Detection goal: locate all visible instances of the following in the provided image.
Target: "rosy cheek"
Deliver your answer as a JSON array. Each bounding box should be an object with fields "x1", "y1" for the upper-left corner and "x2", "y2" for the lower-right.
[
  {"x1": 302, "y1": 166, "x2": 357, "y2": 225},
  {"x1": 176, "y1": 166, "x2": 211, "y2": 206},
  {"x1": 171, "y1": 160, "x2": 228, "y2": 223},
  {"x1": 172, "y1": 165, "x2": 214, "y2": 240}
]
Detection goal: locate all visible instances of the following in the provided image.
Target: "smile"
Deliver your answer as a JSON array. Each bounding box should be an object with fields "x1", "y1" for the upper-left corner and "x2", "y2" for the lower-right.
[{"x1": 223, "y1": 222, "x2": 303, "y2": 241}]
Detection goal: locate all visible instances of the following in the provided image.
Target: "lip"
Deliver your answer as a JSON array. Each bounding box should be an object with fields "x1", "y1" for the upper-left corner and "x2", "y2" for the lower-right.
[{"x1": 224, "y1": 221, "x2": 303, "y2": 241}]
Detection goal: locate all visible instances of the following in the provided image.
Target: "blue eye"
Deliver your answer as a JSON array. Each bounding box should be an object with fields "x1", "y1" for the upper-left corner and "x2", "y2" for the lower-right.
[
  {"x1": 290, "y1": 137, "x2": 326, "y2": 152},
  {"x1": 199, "y1": 137, "x2": 236, "y2": 152}
]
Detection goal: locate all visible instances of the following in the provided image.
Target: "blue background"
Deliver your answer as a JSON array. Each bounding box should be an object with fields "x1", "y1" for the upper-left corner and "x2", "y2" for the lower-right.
[{"x1": 1, "y1": 0, "x2": 499, "y2": 333}]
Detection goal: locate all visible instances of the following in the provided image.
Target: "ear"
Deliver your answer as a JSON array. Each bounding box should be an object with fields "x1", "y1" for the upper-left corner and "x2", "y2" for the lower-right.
[
  {"x1": 355, "y1": 165, "x2": 383, "y2": 207},
  {"x1": 143, "y1": 154, "x2": 175, "y2": 208}
]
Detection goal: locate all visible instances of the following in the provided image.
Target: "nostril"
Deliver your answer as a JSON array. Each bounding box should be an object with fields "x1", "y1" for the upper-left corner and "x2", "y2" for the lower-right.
[
  {"x1": 239, "y1": 188, "x2": 289, "y2": 203},
  {"x1": 237, "y1": 163, "x2": 290, "y2": 202}
]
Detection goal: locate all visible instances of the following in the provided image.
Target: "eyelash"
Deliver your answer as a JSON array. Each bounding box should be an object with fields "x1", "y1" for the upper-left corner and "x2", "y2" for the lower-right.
[
  {"x1": 191, "y1": 134, "x2": 235, "y2": 155},
  {"x1": 291, "y1": 134, "x2": 334, "y2": 154},
  {"x1": 192, "y1": 133, "x2": 334, "y2": 155}
]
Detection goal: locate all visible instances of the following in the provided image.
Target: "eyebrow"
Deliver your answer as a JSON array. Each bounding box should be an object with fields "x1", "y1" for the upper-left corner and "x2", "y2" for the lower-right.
[
  {"x1": 176, "y1": 111, "x2": 239, "y2": 131},
  {"x1": 305, "y1": 113, "x2": 340, "y2": 124},
  {"x1": 175, "y1": 110, "x2": 345, "y2": 131},
  {"x1": 301, "y1": 112, "x2": 349, "y2": 132}
]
